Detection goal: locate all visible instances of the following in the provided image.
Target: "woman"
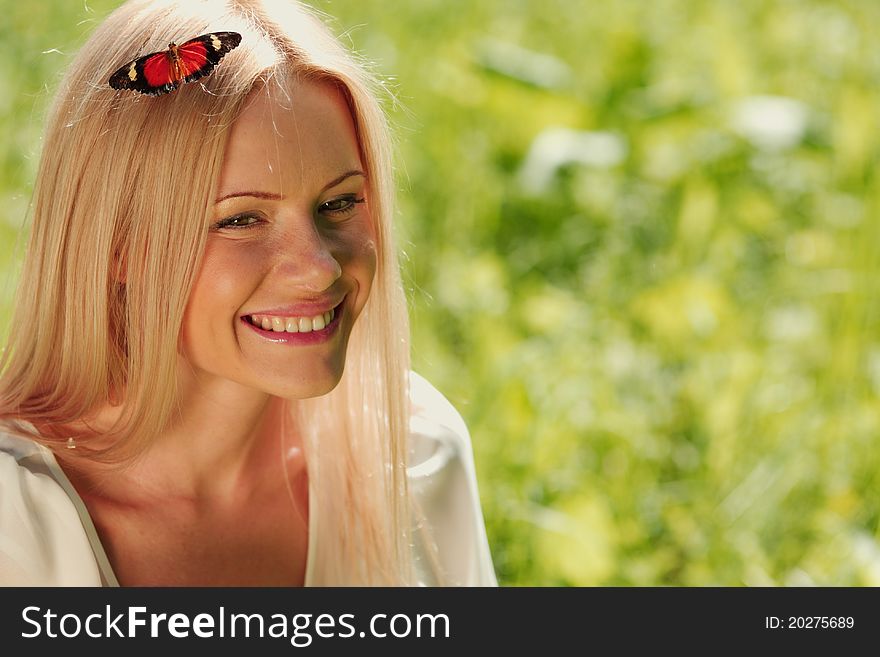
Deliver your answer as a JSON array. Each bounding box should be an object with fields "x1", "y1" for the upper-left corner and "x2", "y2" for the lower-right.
[{"x1": 0, "y1": 0, "x2": 496, "y2": 586}]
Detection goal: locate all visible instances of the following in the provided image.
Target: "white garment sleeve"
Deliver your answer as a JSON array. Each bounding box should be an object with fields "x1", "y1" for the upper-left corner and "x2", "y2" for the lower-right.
[
  {"x1": 0, "y1": 438, "x2": 103, "y2": 586},
  {"x1": 408, "y1": 372, "x2": 498, "y2": 586}
]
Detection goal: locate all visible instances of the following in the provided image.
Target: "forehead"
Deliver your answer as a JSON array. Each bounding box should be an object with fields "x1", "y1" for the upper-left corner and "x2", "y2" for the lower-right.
[{"x1": 216, "y1": 79, "x2": 362, "y2": 196}]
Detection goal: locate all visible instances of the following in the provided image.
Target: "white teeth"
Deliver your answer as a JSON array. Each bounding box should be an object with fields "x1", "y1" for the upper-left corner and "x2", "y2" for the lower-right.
[{"x1": 249, "y1": 307, "x2": 336, "y2": 333}]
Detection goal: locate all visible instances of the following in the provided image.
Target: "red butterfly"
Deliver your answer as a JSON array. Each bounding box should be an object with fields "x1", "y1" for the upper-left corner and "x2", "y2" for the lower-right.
[{"x1": 108, "y1": 32, "x2": 242, "y2": 96}]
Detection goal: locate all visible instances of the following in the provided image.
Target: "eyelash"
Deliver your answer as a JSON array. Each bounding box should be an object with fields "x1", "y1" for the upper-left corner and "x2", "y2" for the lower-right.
[
  {"x1": 211, "y1": 195, "x2": 366, "y2": 230},
  {"x1": 321, "y1": 195, "x2": 366, "y2": 219}
]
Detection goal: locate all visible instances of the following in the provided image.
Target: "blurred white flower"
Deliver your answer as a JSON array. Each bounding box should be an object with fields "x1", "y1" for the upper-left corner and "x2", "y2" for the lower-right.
[
  {"x1": 519, "y1": 127, "x2": 627, "y2": 194},
  {"x1": 477, "y1": 39, "x2": 571, "y2": 89},
  {"x1": 729, "y1": 95, "x2": 810, "y2": 151},
  {"x1": 765, "y1": 305, "x2": 819, "y2": 342},
  {"x1": 853, "y1": 533, "x2": 880, "y2": 586}
]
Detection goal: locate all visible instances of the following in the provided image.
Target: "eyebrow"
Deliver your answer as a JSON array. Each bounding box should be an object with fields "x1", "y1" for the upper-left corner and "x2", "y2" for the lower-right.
[
  {"x1": 214, "y1": 169, "x2": 366, "y2": 204},
  {"x1": 214, "y1": 190, "x2": 283, "y2": 203}
]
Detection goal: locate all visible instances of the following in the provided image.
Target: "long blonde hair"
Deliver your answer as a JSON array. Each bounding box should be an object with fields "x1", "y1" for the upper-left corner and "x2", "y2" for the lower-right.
[{"x1": 0, "y1": 0, "x2": 412, "y2": 585}]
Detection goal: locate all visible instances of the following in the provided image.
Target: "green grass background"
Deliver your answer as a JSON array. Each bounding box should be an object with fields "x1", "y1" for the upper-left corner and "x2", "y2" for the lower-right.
[{"x1": 2, "y1": 0, "x2": 879, "y2": 585}]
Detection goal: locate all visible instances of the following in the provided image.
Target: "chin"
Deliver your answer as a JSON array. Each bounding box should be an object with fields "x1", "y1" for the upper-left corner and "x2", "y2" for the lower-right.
[
  {"x1": 294, "y1": 379, "x2": 343, "y2": 400},
  {"x1": 268, "y1": 367, "x2": 346, "y2": 400}
]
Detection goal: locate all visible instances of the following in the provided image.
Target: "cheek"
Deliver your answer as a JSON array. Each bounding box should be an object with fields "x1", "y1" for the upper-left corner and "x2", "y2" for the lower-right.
[
  {"x1": 329, "y1": 220, "x2": 378, "y2": 283},
  {"x1": 351, "y1": 236, "x2": 377, "y2": 299},
  {"x1": 361, "y1": 238, "x2": 378, "y2": 282},
  {"x1": 183, "y1": 244, "x2": 261, "y2": 332},
  {"x1": 331, "y1": 230, "x2": 377, "y2": 318}
]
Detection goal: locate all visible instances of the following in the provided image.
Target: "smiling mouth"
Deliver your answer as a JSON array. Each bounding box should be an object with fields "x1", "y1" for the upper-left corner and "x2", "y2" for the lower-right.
[{"x1": 243, "y1": 301, "x2": 344, "y2": 335}]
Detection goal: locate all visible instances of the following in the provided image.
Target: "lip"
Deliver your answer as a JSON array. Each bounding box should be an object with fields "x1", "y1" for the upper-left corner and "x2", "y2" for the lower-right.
[
  {"x1": 241, "y1": 300, "x2": 344, "y2": 345},
  {"x1": 245, "y1": 297, "x2": 344, "y2": 317}
]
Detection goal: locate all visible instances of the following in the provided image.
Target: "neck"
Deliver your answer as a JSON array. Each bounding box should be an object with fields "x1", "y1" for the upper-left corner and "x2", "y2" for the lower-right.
[{"x1": 52, "y1": 359, "x2": 299, "y2": 508}]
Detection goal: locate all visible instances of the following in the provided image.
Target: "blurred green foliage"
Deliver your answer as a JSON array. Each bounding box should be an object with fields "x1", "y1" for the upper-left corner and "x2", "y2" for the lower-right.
[{"x1": 2, "y1": 0, "x2": 879, "y2": 585}]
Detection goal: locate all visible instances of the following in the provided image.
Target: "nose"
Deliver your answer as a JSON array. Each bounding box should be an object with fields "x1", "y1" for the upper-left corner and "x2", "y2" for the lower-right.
[{"x1": 272, "y1": 219, "x2": 342, "y2": 293}]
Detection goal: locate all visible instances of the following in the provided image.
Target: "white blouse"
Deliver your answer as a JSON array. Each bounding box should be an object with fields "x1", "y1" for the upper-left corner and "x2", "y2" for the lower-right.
[{"x1": 0, "y1": 372, "x2": 497, "y2": 586}]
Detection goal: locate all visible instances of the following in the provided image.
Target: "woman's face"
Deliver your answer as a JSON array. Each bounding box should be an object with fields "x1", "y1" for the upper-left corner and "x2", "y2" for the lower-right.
[{"x1": 179, "y1": 79, "x2": 377, "y2": 399}]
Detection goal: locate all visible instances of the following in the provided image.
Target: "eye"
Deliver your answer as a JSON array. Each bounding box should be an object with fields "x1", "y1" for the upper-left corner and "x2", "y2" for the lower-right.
[
  {"x1": 211, "y1": 213, "x2": 262, "y2": 230},
  {"x1": 319, "y1": 194, "x2": 365, "y2": 220}
]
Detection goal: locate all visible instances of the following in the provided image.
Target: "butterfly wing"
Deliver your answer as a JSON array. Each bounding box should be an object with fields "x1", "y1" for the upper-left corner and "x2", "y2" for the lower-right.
[
  {"x1": 108, "y1": 31, "x2": 242, "y2": 96},
  {"x1": 108, "y1": 49, "x2": 175, "y2": 96},
  {"x1": 178, "y1": 31, "x2": 242, "y2": 84}
]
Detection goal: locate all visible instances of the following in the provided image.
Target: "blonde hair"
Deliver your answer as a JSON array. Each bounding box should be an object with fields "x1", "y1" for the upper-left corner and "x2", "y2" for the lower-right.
[{"x1": 0, "y1": 0, "x2": 413, "y2": 585}]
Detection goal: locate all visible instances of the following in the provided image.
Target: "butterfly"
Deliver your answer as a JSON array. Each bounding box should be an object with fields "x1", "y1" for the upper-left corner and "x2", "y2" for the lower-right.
[{"x1": 108, "y1": 31, "x2": 242, "y2": 96}]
